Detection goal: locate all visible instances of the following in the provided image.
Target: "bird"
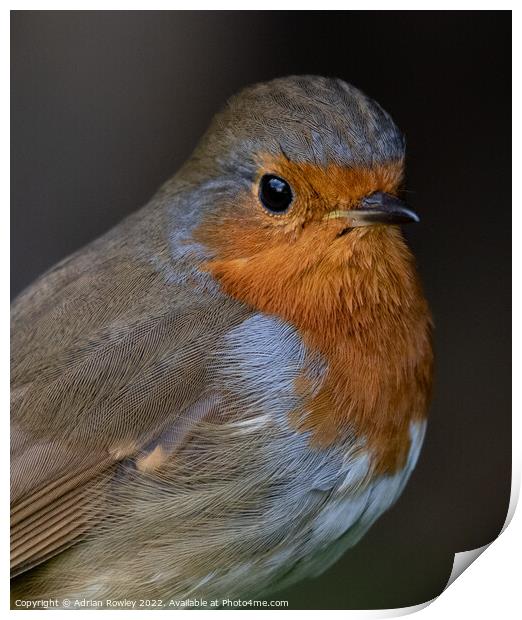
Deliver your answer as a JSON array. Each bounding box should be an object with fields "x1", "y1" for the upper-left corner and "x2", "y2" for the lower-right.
[{"x1": 11, "y1": 75, "x2": 433, "y2": 606}]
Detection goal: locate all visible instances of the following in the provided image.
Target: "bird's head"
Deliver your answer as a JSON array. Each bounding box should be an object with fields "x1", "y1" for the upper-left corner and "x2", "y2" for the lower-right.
[{"x1": 178, "y1": 76, "x2": 426, "y2": 338}]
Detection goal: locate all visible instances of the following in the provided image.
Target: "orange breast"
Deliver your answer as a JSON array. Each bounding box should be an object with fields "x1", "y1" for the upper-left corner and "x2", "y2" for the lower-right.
[{"x1": 194, "y1": 160, "x2": 433, "y2": 476}]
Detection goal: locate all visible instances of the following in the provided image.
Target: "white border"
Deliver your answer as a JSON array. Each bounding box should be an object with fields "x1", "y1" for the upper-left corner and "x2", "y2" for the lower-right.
[{"x1": 4, "y1": 5, "x2": 517, "y2": 617}]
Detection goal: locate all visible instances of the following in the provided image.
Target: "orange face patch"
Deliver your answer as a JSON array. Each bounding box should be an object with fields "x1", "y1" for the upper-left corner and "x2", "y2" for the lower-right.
[
  {"x1": 194, "y1": 156, "x2": 433, "y2": 476},
  {"x1": 254, "y1": 154, "x2": 405, "y2": 222}
]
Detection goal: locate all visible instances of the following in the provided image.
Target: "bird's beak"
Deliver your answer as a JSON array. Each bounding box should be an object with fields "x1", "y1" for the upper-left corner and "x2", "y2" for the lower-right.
[{"x1": 324, "y1": 192, "x2": 419, "y2": 227}]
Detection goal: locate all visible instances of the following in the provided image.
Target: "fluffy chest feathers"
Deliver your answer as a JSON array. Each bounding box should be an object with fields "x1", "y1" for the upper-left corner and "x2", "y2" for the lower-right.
[
  {"x1": 202, "y1": 221, "x2": 433, "y2": 475},
  {"x1": 178, "y1": 314, "x2": 428, "y2": 596}
]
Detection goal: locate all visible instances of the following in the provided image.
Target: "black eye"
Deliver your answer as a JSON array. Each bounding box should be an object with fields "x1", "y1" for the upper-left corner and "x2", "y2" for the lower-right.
[{"x1": 259, "y1": 174, "x2": 293, "y2": 214}]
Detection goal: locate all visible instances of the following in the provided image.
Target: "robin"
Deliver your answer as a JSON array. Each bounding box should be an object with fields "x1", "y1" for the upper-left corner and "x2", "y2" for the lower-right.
[{"x1": 11, "y1": 75, "x2": 433, "y2": 604}]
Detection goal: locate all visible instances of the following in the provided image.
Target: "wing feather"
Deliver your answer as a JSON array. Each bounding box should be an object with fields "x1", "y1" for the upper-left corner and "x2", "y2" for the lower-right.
[{"x1": 11, "y1": 203, "x2": 249, "y2": 576}]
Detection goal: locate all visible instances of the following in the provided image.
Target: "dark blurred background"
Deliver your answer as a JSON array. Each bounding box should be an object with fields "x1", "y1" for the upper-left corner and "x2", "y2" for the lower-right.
[{"x1": 11, "y1": 11, "x2": 511, "y2": 609}]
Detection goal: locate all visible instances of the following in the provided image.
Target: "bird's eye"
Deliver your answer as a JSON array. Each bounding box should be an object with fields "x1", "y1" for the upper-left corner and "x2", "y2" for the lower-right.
[{"x1": 259, "y1": 174, "x2": 293, "y2": 214}]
